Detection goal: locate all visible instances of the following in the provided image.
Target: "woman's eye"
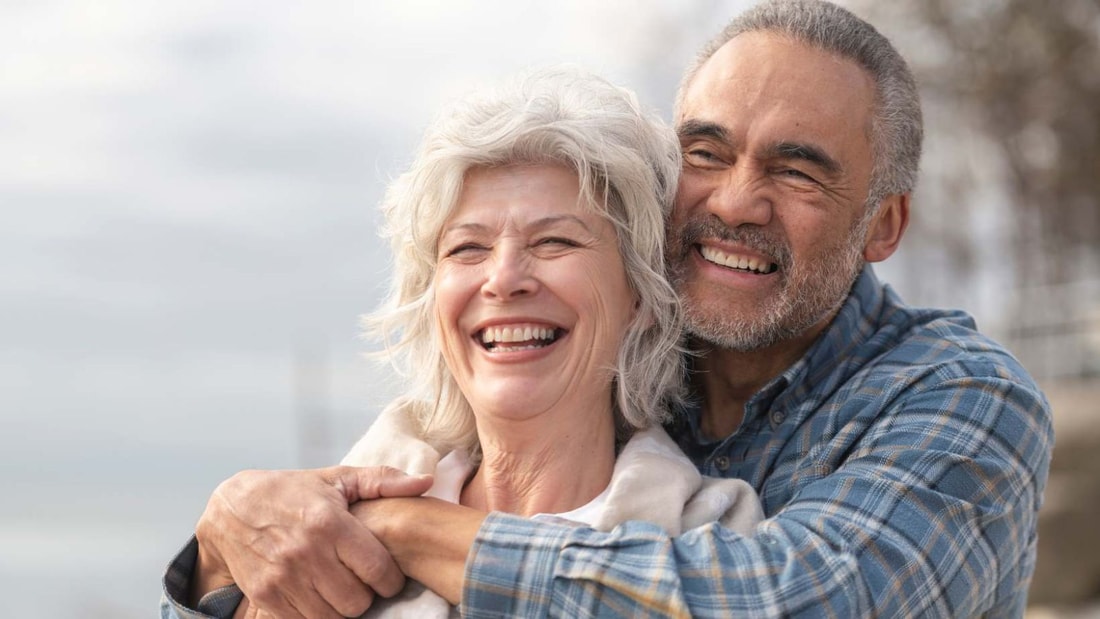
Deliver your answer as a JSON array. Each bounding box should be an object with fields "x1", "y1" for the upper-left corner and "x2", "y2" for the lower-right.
[
  {"x1": 445, "y1": 243, "x2": 487, "y2": 257},
  {"x1": 536, "y1": 237, "x2": 578, "y2": 248}
]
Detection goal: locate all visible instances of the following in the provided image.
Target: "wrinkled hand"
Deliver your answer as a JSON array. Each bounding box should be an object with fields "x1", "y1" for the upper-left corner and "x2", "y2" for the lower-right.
[{"x1": 193, "y1": 465, "x2": 433, "y2": 619}]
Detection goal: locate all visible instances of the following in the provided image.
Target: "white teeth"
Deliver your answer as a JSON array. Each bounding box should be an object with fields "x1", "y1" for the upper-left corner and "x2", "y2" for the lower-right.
[
  {"x1": 700, "y1": 246, "x2": 773, "y2": 274},
  {"x1": 493, "y1": 344, "x2": 546, "y2": 352},
  {"x1": 479, "y1": 324, "x2": 558, "y2": 345}
]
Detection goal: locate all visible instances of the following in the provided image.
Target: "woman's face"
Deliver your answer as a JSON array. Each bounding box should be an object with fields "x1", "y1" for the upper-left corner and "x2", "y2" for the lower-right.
[{"x1": 433, "y1": 164, "x2": 636, "y2": 425}]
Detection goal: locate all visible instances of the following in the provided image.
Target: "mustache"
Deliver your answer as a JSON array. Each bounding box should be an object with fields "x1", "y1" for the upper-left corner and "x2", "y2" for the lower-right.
[{"x1": 673, "y1": 218, "x2": 792, "y2": 269}]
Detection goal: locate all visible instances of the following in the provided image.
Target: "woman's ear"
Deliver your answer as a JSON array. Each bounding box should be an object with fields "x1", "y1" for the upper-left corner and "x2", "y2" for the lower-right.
[{"x1": 863, "y1": 193, "x2": 910, "y2": 263}]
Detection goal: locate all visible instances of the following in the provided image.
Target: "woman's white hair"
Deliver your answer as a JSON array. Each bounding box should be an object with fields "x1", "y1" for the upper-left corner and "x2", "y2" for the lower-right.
[{"x1": 366, "y1": 66, "x2": 685, "y2": 455}]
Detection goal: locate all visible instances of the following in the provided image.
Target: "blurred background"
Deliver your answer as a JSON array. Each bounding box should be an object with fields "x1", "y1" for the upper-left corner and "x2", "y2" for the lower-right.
[{"x1": 1, "y1": 0, "x2": 1096, "y2": 616}]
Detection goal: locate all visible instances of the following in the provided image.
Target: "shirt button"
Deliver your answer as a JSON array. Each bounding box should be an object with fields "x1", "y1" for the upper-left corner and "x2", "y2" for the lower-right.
[
  {"x1": 713, "y1": 456, "x2": 730, "y2": 472},
  {"x1": 769, "y1": 410, "x2": 786, "y2": 426}
]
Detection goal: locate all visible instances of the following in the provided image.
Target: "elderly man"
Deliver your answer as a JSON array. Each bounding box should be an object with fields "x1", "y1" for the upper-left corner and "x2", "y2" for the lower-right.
[{"x1": 163, "y1": 1, "x2": 1053, "y2": 617}]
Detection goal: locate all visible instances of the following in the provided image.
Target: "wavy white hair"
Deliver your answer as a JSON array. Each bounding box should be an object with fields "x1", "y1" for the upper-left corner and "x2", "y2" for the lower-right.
[{"x1": 366, "y1": 66, "x2": 685, "y2": 454}]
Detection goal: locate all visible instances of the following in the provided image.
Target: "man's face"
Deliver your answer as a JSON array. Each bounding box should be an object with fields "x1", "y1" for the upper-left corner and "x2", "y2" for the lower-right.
[{"x1": 668, "y1": 31, "x2": 878, "y2": 352}]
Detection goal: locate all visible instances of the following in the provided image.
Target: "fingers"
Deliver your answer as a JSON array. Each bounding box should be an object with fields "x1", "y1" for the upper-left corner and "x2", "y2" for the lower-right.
[
  {"x1": 312, "y1": 560, "x2": 375, "y2": 618},
  {"x1": 247, "y1": 599, "x2": 305, "y2": 619},
  {"x1": 249, "y1": 566, "x2": 376, "y2": 619},
  {"x1": 246, "y1": 510, "x2": 371, "y2": 619},
  {"x1": 202, "y1": 466, "x2": 416, "y2": 619},
  {"x1": 324, "y1": 465, "x2": 433, "y2": 503},
  {"x1": 371, "y1": 468, "x2": 434, "y2": 498},
  {"x1": 246, "y1": 566, "x2": 329, "y2": 619},
  {"x1": 336, "y1": 515, "x2": 408, "y2": 598},
  {"x1": 206, "y1": 468, "x2": 368, "y2": 619},
  {"x1": 248, "y1": 578, "x2": 357, "y2": 619},
  {"x1": 233, "y1": 597, "x2": 254, "y2": 619}
]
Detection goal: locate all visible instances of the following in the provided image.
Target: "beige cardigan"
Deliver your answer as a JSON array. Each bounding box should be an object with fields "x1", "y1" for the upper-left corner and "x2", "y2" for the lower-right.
[{"x1": 341, "y1": 402, "x2": 765, "y2": 618}]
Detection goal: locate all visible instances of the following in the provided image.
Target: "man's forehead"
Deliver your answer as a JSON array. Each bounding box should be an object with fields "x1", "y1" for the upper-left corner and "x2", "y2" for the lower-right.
[
  {"x1": 681, "y1": 31, "x2": 871, "y2": 104},
  {"x1": 676, "y1": 31, "x2": 876, "y2": 148}
]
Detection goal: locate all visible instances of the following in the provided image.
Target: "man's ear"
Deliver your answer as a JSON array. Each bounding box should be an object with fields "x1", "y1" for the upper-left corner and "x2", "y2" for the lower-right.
[{"x1": 863, "y1": 193, "x2": 909, "y2": 263}]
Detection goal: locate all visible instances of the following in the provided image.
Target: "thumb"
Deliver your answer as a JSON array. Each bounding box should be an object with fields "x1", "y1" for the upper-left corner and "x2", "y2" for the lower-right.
[{"x1": 327, "y1": 465, "x2": 433, "y2": 502}]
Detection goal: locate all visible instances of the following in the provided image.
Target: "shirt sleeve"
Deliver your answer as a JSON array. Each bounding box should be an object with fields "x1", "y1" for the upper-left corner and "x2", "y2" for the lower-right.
[
  {"x1": 160, "y1": 536, "x2": 244, "y2": 619},
  {"x1": 460, "y1": 375, "x2": 1053, "y2": 618}
]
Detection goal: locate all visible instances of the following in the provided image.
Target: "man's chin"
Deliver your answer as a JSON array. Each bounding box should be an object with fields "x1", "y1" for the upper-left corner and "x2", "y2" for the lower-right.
[{"x1": 682, "y1": 306, "x2": 785, "y2": 353}]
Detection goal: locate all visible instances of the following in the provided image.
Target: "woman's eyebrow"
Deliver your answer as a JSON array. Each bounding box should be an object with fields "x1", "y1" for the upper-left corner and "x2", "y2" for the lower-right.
[
  {"x1": 441, "y1": 216, "x2": 593, "y2": 237},
  {"x1": 529, "y1": 214, "x2": 594, "y2": 233},
  {"x1": 440, "y1": 221, "x2": 488, "y2": 236}
]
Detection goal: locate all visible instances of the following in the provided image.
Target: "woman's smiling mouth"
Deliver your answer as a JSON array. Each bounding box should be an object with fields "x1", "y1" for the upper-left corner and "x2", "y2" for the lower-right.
[{"x1": 477, "y1": 323, "x2": 566, "y2": 352}]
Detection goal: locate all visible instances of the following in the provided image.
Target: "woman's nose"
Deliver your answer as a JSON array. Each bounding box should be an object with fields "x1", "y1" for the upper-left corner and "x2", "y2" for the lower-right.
[{"x1": 480, "y1": 248, "x2": 539, "y2": 300}]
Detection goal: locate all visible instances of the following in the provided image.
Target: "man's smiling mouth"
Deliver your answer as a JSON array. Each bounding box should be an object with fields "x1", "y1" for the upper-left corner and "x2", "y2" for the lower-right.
[
  {"x1": 699, "y1": 245, "x2": 778, "y2": 274},
  {"x1": 477, "y1": 323, "x2": 565, "y2": 352}
]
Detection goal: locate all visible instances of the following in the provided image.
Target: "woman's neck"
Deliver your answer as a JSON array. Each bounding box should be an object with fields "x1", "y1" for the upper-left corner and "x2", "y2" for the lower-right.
[{"x1": 460, "y1": 408, "x2": 616, "y2": 517}]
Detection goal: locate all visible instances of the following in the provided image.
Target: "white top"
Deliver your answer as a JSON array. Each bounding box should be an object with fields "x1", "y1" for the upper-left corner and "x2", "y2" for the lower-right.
[{"x1": 423, "y1": 449, "x2": 611, "y2": 525}]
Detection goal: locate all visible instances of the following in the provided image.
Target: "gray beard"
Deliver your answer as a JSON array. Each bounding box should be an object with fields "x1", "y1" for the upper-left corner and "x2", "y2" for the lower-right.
[{"x1": 669, "y1": 216, "x2": 869, "y2": 352}]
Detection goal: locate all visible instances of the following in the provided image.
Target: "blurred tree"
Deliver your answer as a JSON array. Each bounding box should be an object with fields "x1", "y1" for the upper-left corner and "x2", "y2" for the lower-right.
[{"x1": 853, "y1": 0, "x2": 1100, "y2": 290}]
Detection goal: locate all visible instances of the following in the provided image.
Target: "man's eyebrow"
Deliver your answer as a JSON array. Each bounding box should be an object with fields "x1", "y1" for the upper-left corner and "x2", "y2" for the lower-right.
[
  {"x1": 676, "y1": 119, "x2": 730, "y2": 143},
  {"x1": 770, "y1": 142, "x2": 842, "y2": 175}
]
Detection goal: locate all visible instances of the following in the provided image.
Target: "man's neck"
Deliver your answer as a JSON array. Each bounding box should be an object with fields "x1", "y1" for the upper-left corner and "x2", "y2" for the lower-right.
[{"x1": 692, "y1": 326, "x2": 823, "y2": 440}]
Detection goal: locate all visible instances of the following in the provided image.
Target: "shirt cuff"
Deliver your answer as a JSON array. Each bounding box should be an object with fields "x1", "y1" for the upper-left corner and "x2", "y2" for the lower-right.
[
  {"x1": 460, "y1": 512, "x2": 575, "y2": 618},
  {"x1": 161, "y1": 536, "x2": 244, "y2": 619}
]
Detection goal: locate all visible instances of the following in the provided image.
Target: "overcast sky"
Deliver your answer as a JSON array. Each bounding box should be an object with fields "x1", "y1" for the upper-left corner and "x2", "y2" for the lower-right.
[
  {"x1": 1, "y1": 0, "x2": 757, "y2": 466},
  {"x1": 1, "y1": 1, "x2": 772, "y2": 615}
]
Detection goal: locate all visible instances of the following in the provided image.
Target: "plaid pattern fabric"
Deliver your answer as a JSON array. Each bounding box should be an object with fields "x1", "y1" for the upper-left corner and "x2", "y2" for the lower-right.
[
  {"x1": 462, "y1": 266, "x2": 1053, "y2": 618},
  {"x1": 161, "y1": 537, "x2": 244, "y2": 619}
]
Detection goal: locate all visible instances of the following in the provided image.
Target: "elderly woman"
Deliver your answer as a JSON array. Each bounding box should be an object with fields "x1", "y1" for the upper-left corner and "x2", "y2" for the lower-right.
[
  {"x1": 163, "y1": 67, "x2": 762, "y2": 619},
  {"x1": 337, "y1": 67, "x2": 762, "y2": 617}
]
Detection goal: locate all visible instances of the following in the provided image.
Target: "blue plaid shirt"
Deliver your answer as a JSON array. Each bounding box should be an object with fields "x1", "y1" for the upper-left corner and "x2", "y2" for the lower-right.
[{"x1": 460, "y1": 266, "x2": 1053, "y2": 618}]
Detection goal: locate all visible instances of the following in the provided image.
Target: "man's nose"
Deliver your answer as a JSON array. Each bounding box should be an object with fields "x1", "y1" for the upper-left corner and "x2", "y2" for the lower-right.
[
  {"x1": 705, "y1": 167, "x2": 773, "y2": 228},
  {"x1": 480, "y1": 248, "x2": 539, "y2": 300}
]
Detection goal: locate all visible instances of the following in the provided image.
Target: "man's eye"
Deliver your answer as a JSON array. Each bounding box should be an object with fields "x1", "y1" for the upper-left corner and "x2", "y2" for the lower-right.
[
  {"x1": 780, "y1": 168, "x2": 815, "y2": 182},
  {"x1": 683, "y1": 148, "x2": 728, "y2": 170},
  {"x1": 686, "y1": 149, "x2": 719, "y2": 162}
]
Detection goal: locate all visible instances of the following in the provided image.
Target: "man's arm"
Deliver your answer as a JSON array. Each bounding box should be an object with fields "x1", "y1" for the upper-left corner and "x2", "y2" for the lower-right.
[
  {"x1": 161, "y1": 465, "x2": 433, "y2": 619},
  {"x1": 366, "y1": 375, "x2": 1051, "y2": 617}
]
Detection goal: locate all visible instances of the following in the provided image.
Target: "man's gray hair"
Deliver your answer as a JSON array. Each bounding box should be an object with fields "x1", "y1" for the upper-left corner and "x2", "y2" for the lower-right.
[
  {"x1": 675, "y1": 0, "x2": 923, "y2": 207},
  {"x1": 368, "y1": 66, "x2": 685, "y2": 454}
]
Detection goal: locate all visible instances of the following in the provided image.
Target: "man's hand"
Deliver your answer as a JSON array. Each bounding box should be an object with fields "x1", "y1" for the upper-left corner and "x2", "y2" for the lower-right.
[{"x1": 192, "y1": 465, "x2": 433, "y2": 619}]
